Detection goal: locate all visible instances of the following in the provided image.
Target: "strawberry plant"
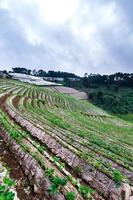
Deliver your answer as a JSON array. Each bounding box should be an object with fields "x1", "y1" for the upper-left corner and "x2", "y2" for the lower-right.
[
  {"x1": 66, "y1": 191, "x2": 76, "y2": 200},
  {"x1": 0, "y1": 177, "x2": 15, "y2": 200}
]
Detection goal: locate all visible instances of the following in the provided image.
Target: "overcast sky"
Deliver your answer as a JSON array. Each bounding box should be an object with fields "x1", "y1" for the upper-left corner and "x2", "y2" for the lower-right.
[{"x1": 0, "y1": 0, "x2": 133, "y2": 75}]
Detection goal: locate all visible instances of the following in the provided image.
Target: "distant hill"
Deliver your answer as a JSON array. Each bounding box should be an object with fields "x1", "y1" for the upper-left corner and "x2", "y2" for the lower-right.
[
  {"x1": 63, "y1": 72, "x2": 133, "y2": 121},
  {"x1": 87, "y1": 85, "x2": 133, "y2": 120}
]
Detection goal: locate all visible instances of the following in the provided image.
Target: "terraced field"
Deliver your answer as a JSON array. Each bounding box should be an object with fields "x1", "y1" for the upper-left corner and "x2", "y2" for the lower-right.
[{"x1": 0, "y1": 78, "x2": 133, "y2": 200}]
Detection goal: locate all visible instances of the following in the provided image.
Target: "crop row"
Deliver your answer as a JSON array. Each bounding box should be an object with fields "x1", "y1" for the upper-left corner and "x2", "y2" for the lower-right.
[{"x1": 0, "y1": 79, "x2": 133, "y2": 199}]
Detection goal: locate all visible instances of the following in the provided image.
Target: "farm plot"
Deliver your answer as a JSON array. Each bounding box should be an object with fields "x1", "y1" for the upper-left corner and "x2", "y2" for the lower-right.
[
  {"x1": 0, "y1": 79, "x2": 133, "y2": 200},
  {"x1": 50, "y1": 86, "x2": 88, "y2": 100}
]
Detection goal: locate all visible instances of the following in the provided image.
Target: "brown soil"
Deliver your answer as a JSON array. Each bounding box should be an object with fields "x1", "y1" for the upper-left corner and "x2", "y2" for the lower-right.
[
  {"x1": 0, "y1": 93, "x2": 10, "y2": 112},
  {"x1": 12, "y1": 95, "x2": 20, "y2": 108},
  {"x1": 0, "y1": 134, "x2": 34, "y2": 199}
]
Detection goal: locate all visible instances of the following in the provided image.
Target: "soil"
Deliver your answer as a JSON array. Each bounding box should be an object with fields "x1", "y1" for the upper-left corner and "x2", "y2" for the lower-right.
[
  {"x1": 0, "y1": 136, "x2": 34, "y2": 200},
  {"x1": 0, "y1": 93, "x2": 34, "y2": 199}
]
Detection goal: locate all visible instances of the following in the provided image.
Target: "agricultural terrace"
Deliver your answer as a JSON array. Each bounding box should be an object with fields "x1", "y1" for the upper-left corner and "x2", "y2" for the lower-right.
[{"x1": 0, "y1": 78, "x2": 133, "y2": 200}]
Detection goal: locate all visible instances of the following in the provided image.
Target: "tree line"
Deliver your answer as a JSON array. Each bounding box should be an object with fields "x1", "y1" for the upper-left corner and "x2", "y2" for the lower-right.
[
  {"x1": 11, "y1": 67, "x2": 78, "y2": 78},
  {"x1": 63, "y1": 72, "x2": 133, "y2": 88},
  {"x1": 10, "y1": 68, "x2": 133, "y2": 87},
  {"x1": 82, "y1": 72, "x2": 133, "y2": 87}
]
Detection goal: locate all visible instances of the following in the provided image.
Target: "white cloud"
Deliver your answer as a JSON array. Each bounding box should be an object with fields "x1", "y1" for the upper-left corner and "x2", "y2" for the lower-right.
[
  {"x1": 38, "y1": 0, "x2": 80, "y2": 25},
  {"x1": 0, "y1": 0, "x2": 133, "y2": 75},
  {"x1": 0, "y1": 0, "x2": 9, "y2": 9}
]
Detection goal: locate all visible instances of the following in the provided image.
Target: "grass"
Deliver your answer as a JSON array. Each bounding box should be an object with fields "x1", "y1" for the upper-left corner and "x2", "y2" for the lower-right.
[
  {"x1": 50, "y1": 116, "x2": 70, "y2": 129},
  {"x1": 117, "y1": 113, "x2": 133, "y2": 123}
]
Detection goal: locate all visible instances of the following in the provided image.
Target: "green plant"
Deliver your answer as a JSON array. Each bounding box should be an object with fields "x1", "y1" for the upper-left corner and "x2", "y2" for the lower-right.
[
  {"x1": 73, "y1": 166, "x2": 82, "y2": 175},
  {"x1": 58, "y1": 162, "x2": 65, "y2": 170},
  {"x1": 66, "y1": 191, "x2": 76, "y2": 200},
  {"x1": 48, "y1": 176, "x2": 68, "y2": 195},
  {"x1": 0, "y1": 186, "x2": 15, "y2": 200},
  {"x1": 94, "y1": 160, "x2": 102, "y2": 169},
  {"x1": 21, "y1": 144, "x2": 31, "y2": 153},
  {"x1": 50, "y1": 117, "x2": 70, "y2": 129},
  {"x1": 37, "y1": 145, "x2": 46, "y2": 153},
  {"x1": 71, "y1": 178, "x2": 78, "y2": 187},
  {"x1": 0, "y1": 177, "x2": 15, "y2": 200},
  {"x1": 3, "y1": 177, "x2": 15, "y2": 187},
  {"x1": 52, "y1": 156, "x2": 60, "y2": 163},
  {"x1": 45, "y1": 168, "x2": 54, "y2": 178},
  {"x1": 48, "y1": 184, "x2": 58, "y2": 195},
  {"x1": 113, "y1": 170, "x2": 123, "y2": 186},
  {"x1": 32, "y1": 152, "x2": 46, "y2": 170},
  {"x1": 52, "y1": 176, "x2": 68, "y2": 187},
  {"x1": 79, "y1": 185, "x2": 94, "y2": 199}
]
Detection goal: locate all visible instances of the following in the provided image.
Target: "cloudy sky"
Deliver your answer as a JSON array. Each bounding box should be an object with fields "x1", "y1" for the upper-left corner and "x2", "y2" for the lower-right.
[{"x1": 0, "y1": 0, "x2": 133, "y2": 75}]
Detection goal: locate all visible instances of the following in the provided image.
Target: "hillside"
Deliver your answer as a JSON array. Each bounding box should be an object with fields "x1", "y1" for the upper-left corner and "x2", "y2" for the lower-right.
[
  {"x1": 87, "y1": 85, "x2": 133, "y2": 121},
  {"x1": 63, "y1": 73, "x2": 133, "y2": 122},
  {"x1": 0, "y1": 78, "x2": 133, "y2": 199}
]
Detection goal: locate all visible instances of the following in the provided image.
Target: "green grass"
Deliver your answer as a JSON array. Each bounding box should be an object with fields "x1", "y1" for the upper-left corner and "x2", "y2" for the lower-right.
[{"x1": 117, "y1": 113, "x2": 133, "y2": 123}]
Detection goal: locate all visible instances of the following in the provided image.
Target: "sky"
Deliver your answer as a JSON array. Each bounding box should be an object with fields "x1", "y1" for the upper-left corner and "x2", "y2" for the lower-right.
[{"x1": 0, "y1": 0, "x2": 133, "y2": 76}]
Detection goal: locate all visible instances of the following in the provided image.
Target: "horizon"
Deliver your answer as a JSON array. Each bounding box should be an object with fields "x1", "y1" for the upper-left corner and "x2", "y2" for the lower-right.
[{"x1": 4, "y1": 67, "x2": 133, "y2": 77}]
